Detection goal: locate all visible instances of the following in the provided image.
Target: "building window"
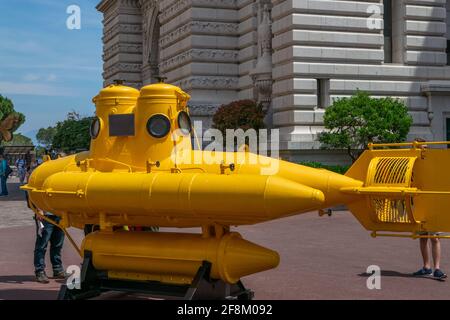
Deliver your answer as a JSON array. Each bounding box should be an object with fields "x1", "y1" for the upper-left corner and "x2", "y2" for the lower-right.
[
  {"x1": 317, "y1": 79, "x2": 330, "y2": 109},
  {"x1": 446, "y1": 118, "x2": 450, "y2": 146},
  {"x1": 384, "y1": 0, "x2": 404, "y2": 63},
  {"x1": 383, "y1": 0, "x2": 392, "y2": 63},
  {"x1": 447, "y1": 41, "x2": 450, "y2": 65},
  {"x1": 446, "y1": 1, "x2": 450, "y2": 65}
]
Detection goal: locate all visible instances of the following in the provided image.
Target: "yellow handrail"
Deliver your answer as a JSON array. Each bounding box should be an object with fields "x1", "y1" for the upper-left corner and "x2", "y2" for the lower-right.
[
  {"x1": 371, "y1": 231, "x2": 450, "y2": 240},
  {"x1": 368, "y1": 141, "x2": 450, "y2": 149}
]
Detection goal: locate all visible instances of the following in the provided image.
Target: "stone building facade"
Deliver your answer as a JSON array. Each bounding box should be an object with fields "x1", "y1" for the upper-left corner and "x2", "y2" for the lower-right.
[{"x1": 97, "y1": 0, "x2": 450, "y2": 163}]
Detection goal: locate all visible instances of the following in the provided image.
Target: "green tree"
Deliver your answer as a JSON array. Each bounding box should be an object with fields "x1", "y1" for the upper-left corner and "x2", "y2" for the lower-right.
[
  {"x1": 212, "y1": 100, "x2": 267, "y2": 150},
  {"x1": 0, "y1": 95, "x2": 25, "y2": 143},
  {"x1": 2, "y1": 133, "x2": 33, "y2": 146},
  {"x1": 35, "y1": 146, "x2": 48, "y2": 158},
  {"x1": 36, "y1": 126, "x2": 57, "y2": 149},
  {"x1": 212, "y1": 100, "x2": 266, "y2": 135},
  {"x1": 318, "y1": 91, "x2": 413, "y2": 162},
  {"x1": 52, "y1": 116, "x2": 93, "y2": 153}
]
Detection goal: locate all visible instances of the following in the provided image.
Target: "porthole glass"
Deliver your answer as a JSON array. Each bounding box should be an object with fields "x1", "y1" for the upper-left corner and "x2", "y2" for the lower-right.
[
  {"x1": 90, "y1": 117, "x2": 101, "y2": 139},
  {"x1": 177, "y1": 111, "x2": 192, "y2": 136},
  {"x1": 147, "y1": 114, "x2": 171, "y2": 138}
]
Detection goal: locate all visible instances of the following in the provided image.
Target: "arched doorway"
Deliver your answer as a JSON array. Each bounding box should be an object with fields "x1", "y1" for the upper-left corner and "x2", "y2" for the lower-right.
[{"x1": 142, "y1": 5, "x2": 160, "y2": 84}]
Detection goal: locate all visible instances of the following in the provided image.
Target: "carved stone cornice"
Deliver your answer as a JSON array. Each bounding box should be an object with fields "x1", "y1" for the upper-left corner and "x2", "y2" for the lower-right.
[
  {"x1": 103, "y1": 43, "x2": 143, "y2": 61},
  {"x1": 160, "y1": 21, "x2": 238, "y2": 49},
  {"x1": 160, "y1": 0, "x2": 237, "y2": 24},
  {"x1": 160, "y1": 49, "x2": 238, "y2": 72},
  {"x1": 103, "y1": 23, "x2": 143, "y2": 43},
  {"x1": 98, "y1": 0, "x2": 141, "y2": 11},
  {"x1": 176, "y1": 76, "x2": 239, "y2": 91},
  {"x1": 119, "y1": 0, "x2": 141, "y2": 8},
  {"x1": 139, "y1": 0, "x2": 158, "y2": 11},
  {"x1": 103, "y1": 63, "x2": 143, "y2": 79},
  {"x1": 105, "y1": 79, "x2": 142, "y2": 89},
  {"x1": 101, "y1": 0, "x2": 142, "y2": 24},
  {"x1": 187, "y1": 104, "x2": 220, "y2": 117}
]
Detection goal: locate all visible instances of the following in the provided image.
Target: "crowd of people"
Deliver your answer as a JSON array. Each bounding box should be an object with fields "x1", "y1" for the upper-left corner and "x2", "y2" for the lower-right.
[{"x1": 0, "y1": 155, "x2": 34, "y2": 196}]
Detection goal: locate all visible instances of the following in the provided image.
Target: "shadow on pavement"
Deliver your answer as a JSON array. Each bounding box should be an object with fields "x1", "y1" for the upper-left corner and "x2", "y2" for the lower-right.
[
  {"x1": 359, "y1": 270, "x2": 443, "y2": 281},
  {"x1": 0, "y1": 275, "x2": 36, "y2": 284},
  {"x1": 0, "y1": 288, "x2": 58, "y2": 300},
  {"x1": 0, "y1": 183, "x2": 26, "y2": 202}
]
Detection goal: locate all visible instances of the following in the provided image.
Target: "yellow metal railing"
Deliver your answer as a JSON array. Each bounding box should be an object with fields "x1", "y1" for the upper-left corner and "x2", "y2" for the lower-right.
[
  {"x1": 368, "y1": 141, "x2": 450, "y2": 149},
  {"x1": 366, "y1": 156, "x2": 417, "y2": 224},
  {"x1": 371, "y1": 198, "x2": 413, "y2": 224},
  {"x1": 371, "y1": 231, "x2": 450, "y2": 239},
  {"x1": 367, "y1": 157, "x2": 416, "y2": 186}
]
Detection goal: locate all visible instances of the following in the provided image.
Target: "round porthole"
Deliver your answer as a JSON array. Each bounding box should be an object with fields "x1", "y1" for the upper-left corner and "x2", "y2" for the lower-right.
[
  {"x1": 177, "y1": 111, "x2": 192, "y2": 135},
  {"x1": 147, "y1": 114, "x2": 171, "y2": 138},
  {"x1": 90, "y1": 117, "x2": 101, "y2": 139}
]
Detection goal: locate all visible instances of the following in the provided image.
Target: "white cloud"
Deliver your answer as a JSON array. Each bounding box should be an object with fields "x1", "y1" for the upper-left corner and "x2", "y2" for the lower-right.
[
  {"x1": 2, "y1": 63, "x2": 102, "y2": 72},
  {"x1": 22, "y1": 73, "x2": 58, "y2": 82},
  {"x1": 0, "y1": 81, "x2": 74, "y2": 97},
  {"x1": 0, "y1": 39, "x2": 47, "y2": 55},
  {"x1": 23, "y1": 74, "x2": 41, "y2": 81}
]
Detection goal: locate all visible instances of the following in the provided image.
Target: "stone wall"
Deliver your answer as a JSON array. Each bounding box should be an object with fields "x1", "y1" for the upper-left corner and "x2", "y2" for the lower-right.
[
  {"x1": 271, "y1": 0, "x2": 450, "y2": 152},
  {"x1": 97, "y1": 0, "x2": 450, "y2": 162},
  {"x1": 158, "y1": 0, "x2": 241, "y2": 129},
  {"x1": 98, "y1": 0, "x2": 144, "y2": 88}
]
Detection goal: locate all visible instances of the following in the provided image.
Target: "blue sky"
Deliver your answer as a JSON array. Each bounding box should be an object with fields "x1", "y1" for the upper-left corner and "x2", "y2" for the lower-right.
[{"x1": 0, "y1": 0, "x2": 103, "y2": 142}]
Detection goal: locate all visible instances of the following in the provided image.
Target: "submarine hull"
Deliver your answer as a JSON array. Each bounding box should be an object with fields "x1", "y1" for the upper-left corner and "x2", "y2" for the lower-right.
[
  {"x1": 28, "y1": 170, "x2": 326, "y2": 227},
  {"x1": 82, "y1": 231, "x2": 280, "y2": 285}
]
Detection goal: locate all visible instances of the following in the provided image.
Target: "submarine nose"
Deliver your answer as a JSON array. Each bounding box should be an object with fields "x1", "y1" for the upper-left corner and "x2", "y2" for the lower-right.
[
  {"x1": 216, "y1": 234, "x2": 280, "y2": 283},
  {"x1": 263, "y1": 176, "x2": 326, "y2": 218}
]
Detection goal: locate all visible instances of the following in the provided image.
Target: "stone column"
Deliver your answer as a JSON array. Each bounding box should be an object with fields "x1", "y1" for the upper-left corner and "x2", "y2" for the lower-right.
[
  {"x1": 97, "y1": 0, "x2": 144, "y2": 88},
  {"x1": 250, "y1": 2, "x2": 273, "y2": 128},
  {"x1": 140, "y1": 0, "x2": 160, "y2": 84},
  {"x1": 158, "y1": 0, "x2": 240, "y2": 131},
  {"x1": 421, "y1": 81, "x2": 450, "y2": 143}
]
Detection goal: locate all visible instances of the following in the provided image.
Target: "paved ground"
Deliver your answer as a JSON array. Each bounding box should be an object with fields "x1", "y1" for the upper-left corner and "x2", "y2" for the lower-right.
[
  {"x1": 0, "y1": 178, "x2": 36, "y2": 229},
  {"x1": 1, "y1": 178, "x2": 450, "y2": 300}
]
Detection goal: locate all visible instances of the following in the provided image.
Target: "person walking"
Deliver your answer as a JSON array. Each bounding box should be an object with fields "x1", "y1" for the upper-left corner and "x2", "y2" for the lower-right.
[
  {"x1": 15, "y1": 156, "x2": 27, "y2": 184},
  {"x1": 0, "y1": 154, "x2": 9, "y2": 196},
  {"x1": 26, "y1": 161, "x2": 68, "y2": 283},
  {"x1": 33, "y1": 210, "x2": 67, "y2": 283}
]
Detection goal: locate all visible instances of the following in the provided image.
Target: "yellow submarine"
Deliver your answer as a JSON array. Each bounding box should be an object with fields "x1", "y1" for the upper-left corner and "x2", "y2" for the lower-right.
[{"x1": 22, "y1": 81, "x2": 450, "y2": 299}]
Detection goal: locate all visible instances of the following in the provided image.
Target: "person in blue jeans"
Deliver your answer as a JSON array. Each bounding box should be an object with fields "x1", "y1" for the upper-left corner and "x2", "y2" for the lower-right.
[
  {"x1": 25, "y1": 162, "x2": 67, "y2": 283},
  {"x1": 15, "y1": 156, "x2": 27, "y2": 185},
  {"x1": 33, "y1": 209, "x2": 67, "y2": 283},
  {"x1": 0, "y1": 154, "x2": 8, "y2": 196},
  {"x1": 26, "y1": 161, "x2": 67, "y2": 282}
]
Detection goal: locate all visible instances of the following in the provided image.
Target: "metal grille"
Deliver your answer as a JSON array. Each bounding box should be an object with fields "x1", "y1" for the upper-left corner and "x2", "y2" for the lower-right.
[
  {"x1": 371, "y1": 198, "x2": 412, "y2": 224},
  {"x1": 368, "y1": 157, "x2": 416, "y2": 187},
  {"x1": 367, "y1": 157, "x2": 417, "y2": 224}
]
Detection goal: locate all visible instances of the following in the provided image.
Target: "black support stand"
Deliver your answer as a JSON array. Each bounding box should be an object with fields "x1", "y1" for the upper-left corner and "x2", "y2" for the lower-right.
[{"x1": 58, "y1": 251, "x2": 254, "y2": 300}]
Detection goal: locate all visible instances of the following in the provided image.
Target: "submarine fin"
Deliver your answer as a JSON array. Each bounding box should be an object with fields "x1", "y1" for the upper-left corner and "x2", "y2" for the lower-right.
[{"x1": 343, "y1": 142, "x2": 450, "y2": 235}]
